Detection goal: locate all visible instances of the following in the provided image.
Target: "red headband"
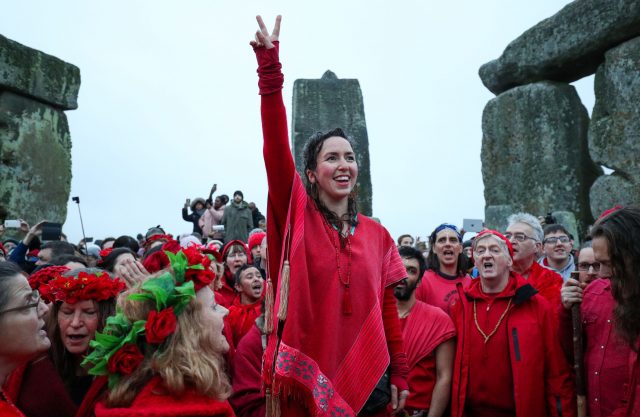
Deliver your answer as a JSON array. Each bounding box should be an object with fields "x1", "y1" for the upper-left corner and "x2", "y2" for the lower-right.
[
  {"x1": 473, "y1": 229, "x2": 514, "y2": 259},
  {"x1": 36, "y1": 270, "x2": 126, "y2": 304}
]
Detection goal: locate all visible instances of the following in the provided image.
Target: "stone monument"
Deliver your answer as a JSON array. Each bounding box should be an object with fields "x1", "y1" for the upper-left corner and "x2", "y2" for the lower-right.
[
  {"x1": 0, "y1": 34, "x2": 80, "y2": 226},
  {"x1": 291, "y1": 70, "x2": 372, "y2": 216},
  {"x1": 479, "y1": 0, "x2": 640, "y2": 236}
]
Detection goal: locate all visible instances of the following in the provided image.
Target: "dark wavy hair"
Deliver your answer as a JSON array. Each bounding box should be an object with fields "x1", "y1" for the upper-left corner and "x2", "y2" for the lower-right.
[
  {"x1": 302, "y1": 127, "x2": 358, "y2": 235},
  {"x1": 591, "y1": 207, "x2": 640, "y2": 349},
  {"x1": 426, "y1": 228, "x2": 466, "y2": 277}
]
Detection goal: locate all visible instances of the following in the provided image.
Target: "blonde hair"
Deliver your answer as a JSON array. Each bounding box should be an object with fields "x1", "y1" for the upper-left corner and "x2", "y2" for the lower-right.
[{"x1": 105, "y1": 276, "x2": 231, "y2": 407}]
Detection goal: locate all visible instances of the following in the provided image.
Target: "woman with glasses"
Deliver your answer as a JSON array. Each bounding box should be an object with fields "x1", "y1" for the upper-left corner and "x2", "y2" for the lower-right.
[
  {"x1": 415, "y1": 224, "x2": 472, "y2": 315},
  {"x1": 4, "y1": 267, "x2": 125, "y2": 417},
  {"x1": 0, "y1": 262, "x2": 50, "y2": 417}
]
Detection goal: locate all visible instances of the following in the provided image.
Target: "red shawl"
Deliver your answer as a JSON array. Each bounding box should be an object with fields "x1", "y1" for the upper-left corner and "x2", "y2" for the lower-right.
[
  {"x1": 0, "y1": 389, "x2": 24, "y2": 417},
  {"x1": 228, "y1": 298, "x2": 262, "y2": 347},
  {"x1": 403, "y1": 301, "x2": 456, "y2": 369}
]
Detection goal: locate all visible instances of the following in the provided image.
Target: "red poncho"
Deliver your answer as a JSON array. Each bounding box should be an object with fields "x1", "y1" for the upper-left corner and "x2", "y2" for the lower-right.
[{"x1": 256, "y1": 43, "x2": 408, "y2": 416}]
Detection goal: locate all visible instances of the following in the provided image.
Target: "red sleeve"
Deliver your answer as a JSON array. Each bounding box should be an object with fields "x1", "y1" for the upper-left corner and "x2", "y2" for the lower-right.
[
  {"x1": 254, "y1": 43, "x2": 296, "y2": 282},
  {"x1": 382, "y1": 286, "x2": 409, "y2": 391},
  {"x1": 230, "y1": 326, "x2": 266, "y2": 417}
]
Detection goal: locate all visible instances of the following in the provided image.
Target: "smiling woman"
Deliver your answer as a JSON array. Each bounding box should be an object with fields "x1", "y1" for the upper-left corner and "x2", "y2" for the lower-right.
[{"x1": 0, "y1": 262, "x2": 50, "y2": 417}]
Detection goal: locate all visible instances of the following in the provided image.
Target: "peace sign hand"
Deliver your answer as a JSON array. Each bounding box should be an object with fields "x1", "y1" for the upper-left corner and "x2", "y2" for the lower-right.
[{"x1": 250, "y1": 15, "x2": 281, "y2": 50}]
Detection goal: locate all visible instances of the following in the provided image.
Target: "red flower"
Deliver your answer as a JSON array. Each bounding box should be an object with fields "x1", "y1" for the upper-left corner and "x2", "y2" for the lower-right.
[
  {"x1": 185, "y1": 268, "x2": 215, "y2": 291},
  {"x1": 182, "y1": 246, "x2": 204, "y2": 265},
  {"x1": 145, "y1": 307, "x2": 177, "y2": 344},
  {"x1": 162, "y1": 240, "x2": 181, "y2": 254},
  {"x1": 99, "y1": 248, "x2": 113, "y2": 259},
  {"x1": 107, "y1": 344, "x2": 144, "y2": 375},
  {"x1": 142, "y1": 251, "x2": 170, "y2": 274}
]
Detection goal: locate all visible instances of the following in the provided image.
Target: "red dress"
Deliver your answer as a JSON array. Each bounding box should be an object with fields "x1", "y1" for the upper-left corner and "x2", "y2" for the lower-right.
[{"x1": 255, "y1": 43, "x2": 408, "y2": 417}]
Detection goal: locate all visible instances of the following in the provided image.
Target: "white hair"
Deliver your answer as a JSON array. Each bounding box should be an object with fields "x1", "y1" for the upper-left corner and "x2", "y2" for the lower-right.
[
  {"x1": 472, "y1": 234, "x2": 511, "y2": 260},
  {"x1": 506, "y1": 212, "x2": 543, "y2": 242}
]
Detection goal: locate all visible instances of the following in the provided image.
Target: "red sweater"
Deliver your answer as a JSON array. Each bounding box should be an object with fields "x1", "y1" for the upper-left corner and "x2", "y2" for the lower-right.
[
  {"x1": 227, "y1": 298, "x2": 262, "y2": 347},
  {"x1": 256, "y1": 42, "x2": 408, "y2": 416}
]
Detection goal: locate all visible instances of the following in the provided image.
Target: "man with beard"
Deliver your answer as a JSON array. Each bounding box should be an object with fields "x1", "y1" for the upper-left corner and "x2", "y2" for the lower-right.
[
  {"x1": 450, "y1": 230, "x2": 576, "y2": 417},
  {"x1": 395, "y1": 246, "x2": 455, "y2": 417},
  {"x1": 587, "y1": 206, "x2": 640, "y2": 416}
]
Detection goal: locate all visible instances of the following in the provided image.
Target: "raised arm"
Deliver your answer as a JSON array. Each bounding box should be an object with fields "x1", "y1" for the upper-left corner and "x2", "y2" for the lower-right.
[{"x1": 251, "y1": 15, "x2": 296, "y2": 235}]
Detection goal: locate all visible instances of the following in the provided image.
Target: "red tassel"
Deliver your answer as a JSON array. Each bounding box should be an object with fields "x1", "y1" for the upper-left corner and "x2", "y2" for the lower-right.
[{"x1": 342, "y1": 284, "x2": 352, "y2": 315}]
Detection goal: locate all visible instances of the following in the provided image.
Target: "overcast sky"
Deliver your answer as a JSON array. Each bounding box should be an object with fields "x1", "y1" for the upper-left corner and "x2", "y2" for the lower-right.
[{"x1": 1, "y1": 0, "x2": 595, "y2": 244}]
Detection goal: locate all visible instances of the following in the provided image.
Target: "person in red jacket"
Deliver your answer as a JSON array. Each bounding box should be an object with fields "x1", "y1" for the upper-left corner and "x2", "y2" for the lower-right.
[
  {"x1": 589, "y1": 206, "x2": 640, "y2": 417},
  {"x1": 450, "y1": 230, "x2": 576, "y2": 417},
  {"x1": 251, "y1": 15, "x2": 409, "y2": 417},
  {"x1": 216, "y1": 240, "x2": 250, "y2": 308},
  {"x1": 394, "y1": 246, "x2": 455, "y2": 417},
  {"x1": 505, "y1": 212, "x2": 563, "y2": 309}
]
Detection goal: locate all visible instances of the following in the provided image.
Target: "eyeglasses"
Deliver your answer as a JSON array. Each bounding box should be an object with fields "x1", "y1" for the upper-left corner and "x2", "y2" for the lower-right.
[
  {"x1": 0, "y1": 290, "x2": 41, "y2": 315},
  {"x1": 504, "y1": 232, "x2": 537, "y2": 243},
  {"x1": 543, "y1": 236, "x2": 571, "y2": 245},
  {"x1": 578, "y1": 262, "x2": 601, "y2": 272}
]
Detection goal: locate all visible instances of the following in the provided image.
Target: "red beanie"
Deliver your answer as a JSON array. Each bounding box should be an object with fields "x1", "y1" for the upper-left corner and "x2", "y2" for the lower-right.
[
  {"x1": 248, "y1": 232, "x2": 266, "y2": 251},
  {"x1": 473, "y1": 229, "x2": 514, "y2": 259}
]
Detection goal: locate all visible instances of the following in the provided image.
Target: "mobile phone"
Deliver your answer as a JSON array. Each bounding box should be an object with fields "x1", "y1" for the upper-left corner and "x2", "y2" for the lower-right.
[
  {"x1": 462, "y1": 218, "x2": 483, "y2": 233},
  {"x1": 4, "y1": 219, "x2": 20, "y2": 228},
  {"x1": 41, "y1": 222, "x2": 63, "y2": 241},
  {"x1": 212, "y1": 225, "x2": 225, "y2": 231}
]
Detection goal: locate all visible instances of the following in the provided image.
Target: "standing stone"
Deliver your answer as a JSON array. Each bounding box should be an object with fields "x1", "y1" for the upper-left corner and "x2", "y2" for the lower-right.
[
  {"x1": 479, "y1": 0, "x2": 640, "y2": 95},
  {"x1": 0, "y1": 35, "x2": 80, "y2": 226},
  {"x1": 589, "y1": 36, "x2": 640, "y2": 216},
  {"x1": 481, "y1": 82, "x2": 602, "y2": 235},
  {"x1": 291, "y1": 71, "x2": 372, "y2": 216}
]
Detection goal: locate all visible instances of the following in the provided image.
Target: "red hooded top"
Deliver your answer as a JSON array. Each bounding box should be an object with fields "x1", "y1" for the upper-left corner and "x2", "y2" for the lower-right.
[{"x1": 450, "y1": 273, "x2": 576, "y2": 417}]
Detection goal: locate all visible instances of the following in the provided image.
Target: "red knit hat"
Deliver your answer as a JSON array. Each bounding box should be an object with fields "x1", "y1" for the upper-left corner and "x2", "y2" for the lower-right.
[
  {"x1": 248, "y1": 232, "x2": 266, "y2": 251},
  {"x1": 472, "y1": 229, "x2": 514, "y2": 259},
  {"x1": 222, "y1": 240, "x2": 252, "y2": 264}
]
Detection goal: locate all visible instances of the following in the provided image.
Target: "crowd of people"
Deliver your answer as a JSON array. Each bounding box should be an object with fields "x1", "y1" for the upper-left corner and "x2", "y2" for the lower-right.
[{"x1": 1, "y1": 14, "x2": 639, "y2": 417}]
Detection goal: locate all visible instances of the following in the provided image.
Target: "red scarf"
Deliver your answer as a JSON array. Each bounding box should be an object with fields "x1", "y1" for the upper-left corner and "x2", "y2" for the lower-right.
[{"x1": 403, "y1": 301, "x2": 456, "y2": 368}]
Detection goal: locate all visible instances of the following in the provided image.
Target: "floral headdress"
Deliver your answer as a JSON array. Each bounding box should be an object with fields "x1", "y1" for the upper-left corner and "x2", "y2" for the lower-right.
[
  {"x1": 30, "y1": 267, "x2": 125, "y2": 304},
  {"x1": 82, "y1": 247, "x2": 215, "y2": 389}
]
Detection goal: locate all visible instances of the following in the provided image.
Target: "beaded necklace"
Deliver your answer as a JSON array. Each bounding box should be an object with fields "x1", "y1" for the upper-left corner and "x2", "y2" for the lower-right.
[
  {"x1": 473, "y1": 297, "x2": 513, "y2": 343},
  {"x1": 321, "y1": 217, "x2": 353, "y2": 315}
]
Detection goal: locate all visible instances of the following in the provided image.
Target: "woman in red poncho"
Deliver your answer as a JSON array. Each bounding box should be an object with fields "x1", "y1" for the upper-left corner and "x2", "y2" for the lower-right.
[{"x1": 250, "y1": 16, "x2": 409, "y2": 417}]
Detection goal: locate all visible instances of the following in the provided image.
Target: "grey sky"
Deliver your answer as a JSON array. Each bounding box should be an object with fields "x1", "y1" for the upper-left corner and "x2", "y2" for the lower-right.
[{"x1": 1, "y1": 0, "x2": 594, "y2": 244}]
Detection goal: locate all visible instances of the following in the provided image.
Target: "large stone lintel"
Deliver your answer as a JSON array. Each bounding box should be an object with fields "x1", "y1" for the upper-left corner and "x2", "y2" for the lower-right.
[
  {"x1": 479, "y1": 0, "x2": 640, "y2": 95},
  {"x1": 0, "y1": 34, "x2": 80, "y2": 110}
]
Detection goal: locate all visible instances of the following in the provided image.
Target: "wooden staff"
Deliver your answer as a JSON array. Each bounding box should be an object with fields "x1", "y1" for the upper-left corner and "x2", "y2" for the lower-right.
[{"x1": 570, "y1": 270, "x2": 587, "y2": 417}]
